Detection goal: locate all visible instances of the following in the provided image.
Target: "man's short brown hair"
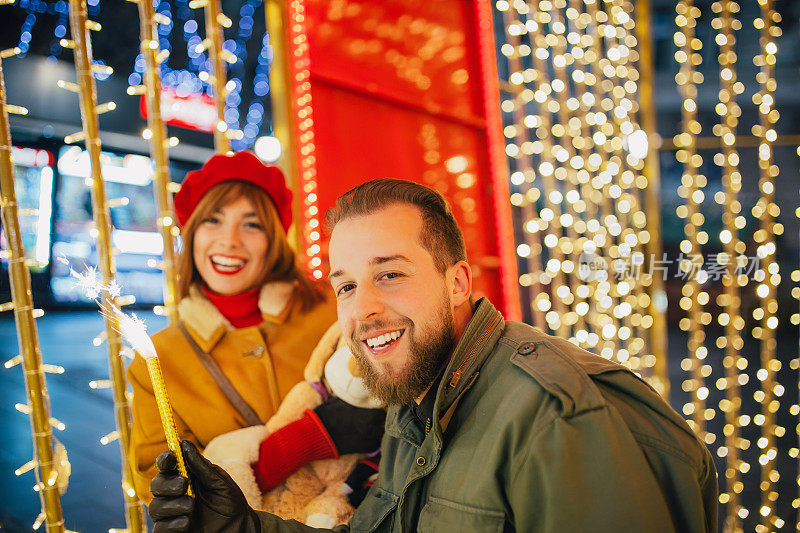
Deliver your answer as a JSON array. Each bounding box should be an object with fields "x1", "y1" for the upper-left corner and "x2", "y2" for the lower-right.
[{"x1": 325, "y1": 178, "x2": 467, "y2": 272}]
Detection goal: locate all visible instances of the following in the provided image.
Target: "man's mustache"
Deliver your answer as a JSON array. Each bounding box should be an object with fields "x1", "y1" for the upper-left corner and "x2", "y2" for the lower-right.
[{"x1": 352, "y1": 318, "x2": 413, "y2": 342}]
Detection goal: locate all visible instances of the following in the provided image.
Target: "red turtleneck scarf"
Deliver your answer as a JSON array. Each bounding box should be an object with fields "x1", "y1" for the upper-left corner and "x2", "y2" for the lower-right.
[{"x1": 202, "y1": 286, "x2": 263, "y2": 328}]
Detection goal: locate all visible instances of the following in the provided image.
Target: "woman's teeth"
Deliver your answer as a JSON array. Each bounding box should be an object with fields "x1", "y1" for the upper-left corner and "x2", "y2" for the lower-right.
[
  {"x1": 365, "y1": 329, "x2": 404, "y2": 349},
  {"x1": 210, "y1": 255, "x2": 246, "y2": 271}
]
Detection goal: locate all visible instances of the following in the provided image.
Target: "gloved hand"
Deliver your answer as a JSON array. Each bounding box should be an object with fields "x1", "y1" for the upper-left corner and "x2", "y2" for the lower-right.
[
  {"x1": 149, "y1": 440, "x2": 261, "y2": 533},
  {"x1": 253, "y1": 398, "x2": 385, "y2": 493}
]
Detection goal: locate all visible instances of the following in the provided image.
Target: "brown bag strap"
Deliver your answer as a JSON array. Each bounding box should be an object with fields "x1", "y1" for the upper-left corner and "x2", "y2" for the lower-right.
[{"x1": 177, "y1": 322, "x2": 263, "y2": 427}]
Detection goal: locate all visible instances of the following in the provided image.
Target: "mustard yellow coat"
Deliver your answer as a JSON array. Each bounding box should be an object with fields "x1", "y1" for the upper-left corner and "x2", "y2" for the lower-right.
[{"x1": 127, "y1": 282, "x2": 338, "y2": 504}]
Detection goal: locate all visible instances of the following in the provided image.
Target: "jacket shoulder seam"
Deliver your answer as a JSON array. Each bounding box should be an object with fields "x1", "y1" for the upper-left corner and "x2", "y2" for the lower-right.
[
  {"x1": 630, "y1": 429, "x2": 702, "y2": 470},
  {"x1": 497, "y1": 336, "x2": 518, "y2": 348}
]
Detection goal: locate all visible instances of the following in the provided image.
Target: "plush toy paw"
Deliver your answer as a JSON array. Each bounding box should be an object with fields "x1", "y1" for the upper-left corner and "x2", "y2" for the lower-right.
[
  {"x1": 306, "y1": 513, "x2": 337, "y2": 529},
  {"x1": 204, "y1": 425, "x2": 270, "y2": 508}
]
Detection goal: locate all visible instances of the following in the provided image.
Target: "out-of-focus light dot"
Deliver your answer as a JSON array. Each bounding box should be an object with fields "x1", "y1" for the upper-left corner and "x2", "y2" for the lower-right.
[{"x1": 254, "y1": 136, "x2": 281, "y2": 162}]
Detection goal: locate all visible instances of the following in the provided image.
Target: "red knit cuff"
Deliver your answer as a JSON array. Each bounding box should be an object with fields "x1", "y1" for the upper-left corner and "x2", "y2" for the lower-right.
[
  {"x1": 304, "y1": 409, "x2": 340, "y2": 459},
  {"x1": 252, "y1": 409, "x2": 338, "y2": 493}
]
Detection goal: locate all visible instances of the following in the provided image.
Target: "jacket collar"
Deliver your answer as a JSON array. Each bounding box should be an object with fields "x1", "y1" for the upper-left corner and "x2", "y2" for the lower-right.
[
  {"x1": 385, "y1": 298, "x2": 505, "y2": 441},
  {"x1": 178, "y1": 282, "x2": 295, "y2": 352}
]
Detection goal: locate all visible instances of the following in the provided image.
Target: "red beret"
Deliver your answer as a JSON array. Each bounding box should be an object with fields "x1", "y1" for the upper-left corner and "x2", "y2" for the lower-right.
[{"x1": 174, "y1": 150, "x2": 292, "y2": 231}]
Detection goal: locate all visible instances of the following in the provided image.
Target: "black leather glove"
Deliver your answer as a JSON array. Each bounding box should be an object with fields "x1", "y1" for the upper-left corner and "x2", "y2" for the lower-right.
[
  {"x1": 149, "y1": 440, "x2": 261, "y2": 533},
  {"x1": 313, "y1": 397, "x2": 385, "y2": 455}
]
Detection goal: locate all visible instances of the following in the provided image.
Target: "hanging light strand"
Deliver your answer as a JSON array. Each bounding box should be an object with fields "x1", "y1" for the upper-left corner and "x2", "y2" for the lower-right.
[
  {"x1": 711, "y1": 1, "x2": 746, "y2": 529},
  {"x1": 497, "y1": 3, "x2": 547, "y2": 327},
  {"x1": 524, "y1": 1, "x2": 570, "y2": 336},
  {"x1": 577, "y1": 0, "x2": 631, "y2": 363},
  {"x1": 795, "y1": 141, "x2": 800, "y2": 530},
  {"x1": 286, "y1": 0, "x2": 322, "y2": 280},
  {"x1": 0, "y1": 47, "x2": 67, "y2": 533},
  {"x1": 547, "y1": 3, "x2": 594, "y2": 347},
  {"x1": 608, "y1": 0, "x2": 656, "y2": 376},
  {"x1": 131, "y1": 0, "x2": 179, "y2": 325},
  {"x1": 674, "y1": 0, "x2": 709, "y2": 439},
  {"x1": 753, "y1": 0, "x2": 782, "y2": 529},
  {"x1": 596, "y1": 0, "x2": 652, "y2": 371},
  {"x1": 562, "y1": 0, "x2": 613, "y2": 357},
  {"x1": 65, "y1": 0, "x2": 146, "y2": 528}
]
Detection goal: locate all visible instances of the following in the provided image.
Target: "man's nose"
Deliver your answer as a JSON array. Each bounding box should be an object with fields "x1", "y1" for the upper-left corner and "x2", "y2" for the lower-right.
[{"x1": 352, "y1": 283, "x2": 384, "y2": 322}]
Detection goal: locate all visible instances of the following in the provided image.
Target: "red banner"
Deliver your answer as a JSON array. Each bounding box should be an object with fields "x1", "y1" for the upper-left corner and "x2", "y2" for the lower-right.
[{"x1": 139, "y1": 86, "x2": 217, "y2": 133}]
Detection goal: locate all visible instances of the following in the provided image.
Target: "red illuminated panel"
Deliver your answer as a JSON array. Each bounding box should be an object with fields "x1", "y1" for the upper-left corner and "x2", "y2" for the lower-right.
[
  {"x1": 293, "y1": 0, "x2": 518, "y2": 317},
  {"x1": 306, "y1": 1, "x2": 484, "y2": 123}
]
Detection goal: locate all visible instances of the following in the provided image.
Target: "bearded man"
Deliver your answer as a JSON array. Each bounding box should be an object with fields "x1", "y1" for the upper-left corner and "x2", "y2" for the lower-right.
[{"x1": 148, "y1": 179, "x2": 718, "y2": 532}]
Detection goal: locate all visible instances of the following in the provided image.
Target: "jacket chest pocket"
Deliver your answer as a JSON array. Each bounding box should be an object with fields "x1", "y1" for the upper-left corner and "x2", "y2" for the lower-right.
[
  {"x1": 418, "y1": 496, "x2": 506, "y2": 533},
  {"x1": 349, "y1": 486, "x2": 399, "y2": 533}
]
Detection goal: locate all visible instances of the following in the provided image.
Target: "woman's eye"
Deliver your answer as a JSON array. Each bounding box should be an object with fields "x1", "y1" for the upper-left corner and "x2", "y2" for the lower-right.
[
  {"x1": 244, "y1": 222, "x2": 263, "y2": 230},
  {"x1": 202, "y1": 216, "x2": 220, "y2": 225},
  {"x1": 337, "y1": 283, "x2": 356, "y2": 296}
]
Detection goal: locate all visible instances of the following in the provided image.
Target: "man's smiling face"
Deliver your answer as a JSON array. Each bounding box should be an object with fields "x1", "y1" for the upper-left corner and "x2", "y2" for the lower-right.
[{"x1": 328, "y1": 203, "x2": 457, "y2": 404}]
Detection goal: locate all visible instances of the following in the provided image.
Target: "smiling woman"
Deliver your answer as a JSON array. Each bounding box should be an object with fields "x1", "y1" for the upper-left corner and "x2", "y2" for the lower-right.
[{"x1": 125, "y1": 151, "x2": 338, "y2": 503}]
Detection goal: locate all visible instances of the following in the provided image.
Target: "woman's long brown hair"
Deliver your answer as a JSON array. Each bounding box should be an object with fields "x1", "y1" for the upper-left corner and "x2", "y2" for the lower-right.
[{"x1": 175, "y1": 180, "x2": 324, "y2": 311}]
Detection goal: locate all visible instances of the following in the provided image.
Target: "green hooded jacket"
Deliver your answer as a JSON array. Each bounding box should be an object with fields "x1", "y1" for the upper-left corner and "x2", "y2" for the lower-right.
[{"x1": 258, "y1": 299, "x2": 718, "y2": 532}]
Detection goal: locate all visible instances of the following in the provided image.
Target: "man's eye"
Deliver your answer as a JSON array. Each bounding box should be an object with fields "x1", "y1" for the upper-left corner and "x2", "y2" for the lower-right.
[
  {"x1": 337, "y1": 283, "x2": 355, "y2": 296},
  {"x1": 383, "y1": 272, "x2": 402, "y2": 280}
]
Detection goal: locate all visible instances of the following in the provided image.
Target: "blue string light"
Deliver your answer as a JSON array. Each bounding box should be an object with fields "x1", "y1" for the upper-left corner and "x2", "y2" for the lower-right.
[
  {"x1": 229, "y1": 0, "x2": 272, "y2": 149},
  {"x1": 12, "y1": 0, "x2": 99, "y2": 59},
  {"x1": 9, "y1": 0, "x2": 272, "y2": 148}
]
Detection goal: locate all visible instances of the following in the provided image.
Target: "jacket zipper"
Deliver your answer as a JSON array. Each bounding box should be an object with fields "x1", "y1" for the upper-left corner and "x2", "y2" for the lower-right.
[{"x1": 449, "y1": 314, "x2": 502, "y2": 388}]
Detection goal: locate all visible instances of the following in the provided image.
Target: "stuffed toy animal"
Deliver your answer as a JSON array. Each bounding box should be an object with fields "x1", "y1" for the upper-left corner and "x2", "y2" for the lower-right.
[{"x1": 203, "y1": 323, "x2": 382, "y2": 528}]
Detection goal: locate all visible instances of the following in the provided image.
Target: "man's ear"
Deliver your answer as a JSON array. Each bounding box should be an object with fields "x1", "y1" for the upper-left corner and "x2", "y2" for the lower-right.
[{"x1": 448, "y1": 260, "x2": 472, "y2": 307}]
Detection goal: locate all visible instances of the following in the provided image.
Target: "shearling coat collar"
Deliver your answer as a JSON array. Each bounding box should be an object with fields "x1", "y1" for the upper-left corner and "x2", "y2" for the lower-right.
[{"x1": 178, "y1": 282, "x2": 295, "y2": 350}]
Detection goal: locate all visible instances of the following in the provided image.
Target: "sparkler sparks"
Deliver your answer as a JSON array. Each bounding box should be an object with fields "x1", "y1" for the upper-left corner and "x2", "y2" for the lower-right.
[
  {"x1": 105, "y1": 280, "x2": 122, "y2": 299},
  {"x1": 67, "y1": 253, "x2": 191, "y2": 493},
  {"x1": 68, "y1": 262, "x2": 122, "y2": 300},
  {"x1": 98, "y1": 299, "x2": 157, "y2": 359},
  {"x1": 70, "y1": 266, "x2": 102, "y2": 299},
  {"x1": 67, "y1": 262, "x2": 155, "y2": 358}
]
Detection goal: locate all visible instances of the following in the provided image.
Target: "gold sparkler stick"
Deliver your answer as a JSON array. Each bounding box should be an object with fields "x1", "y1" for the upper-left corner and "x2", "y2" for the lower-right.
[
  {"x1": 0, "y1": 47, "x2": 66, "y2": 533},
  {"x1": 98, "y1": 301, "x2": 191, "y2": 493},
  {"x1": 66, "y1": 0, "x2": 146, "y2": 529},
  {"x1": 132, "y1": 0, "x2": 179, "y2": 324},
  {"x1": 145, "y1": 359, "x2": 191, "y2": 488}
]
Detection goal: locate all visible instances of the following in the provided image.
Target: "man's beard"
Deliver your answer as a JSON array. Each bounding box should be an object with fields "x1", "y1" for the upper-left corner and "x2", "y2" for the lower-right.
[{"x1": 349, "y1": 299, "x2": 455, "y2": 406}]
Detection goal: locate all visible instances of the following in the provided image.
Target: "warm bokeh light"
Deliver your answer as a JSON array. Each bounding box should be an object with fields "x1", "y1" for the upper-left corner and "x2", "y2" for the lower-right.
[{"x1": 494, "y1": 0, "x2": 661, "y2": 392}]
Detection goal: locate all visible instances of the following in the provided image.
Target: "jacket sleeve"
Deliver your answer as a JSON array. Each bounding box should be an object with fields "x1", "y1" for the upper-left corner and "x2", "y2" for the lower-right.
[
  {"x1": 256, "y1": 512, "x2": 350, "y2": 532},
  {"x1": 127, "y1": 353, "x2": 197, "y2": 505},
  {"x1": 506, "y1": 407, "x2": 712, "y2": 533}
]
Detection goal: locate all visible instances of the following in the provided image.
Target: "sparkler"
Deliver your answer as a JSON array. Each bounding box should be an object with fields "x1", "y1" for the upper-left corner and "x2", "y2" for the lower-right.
[{"x1": 69, "y1": 265, "x2": 192, "y2": 494}]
